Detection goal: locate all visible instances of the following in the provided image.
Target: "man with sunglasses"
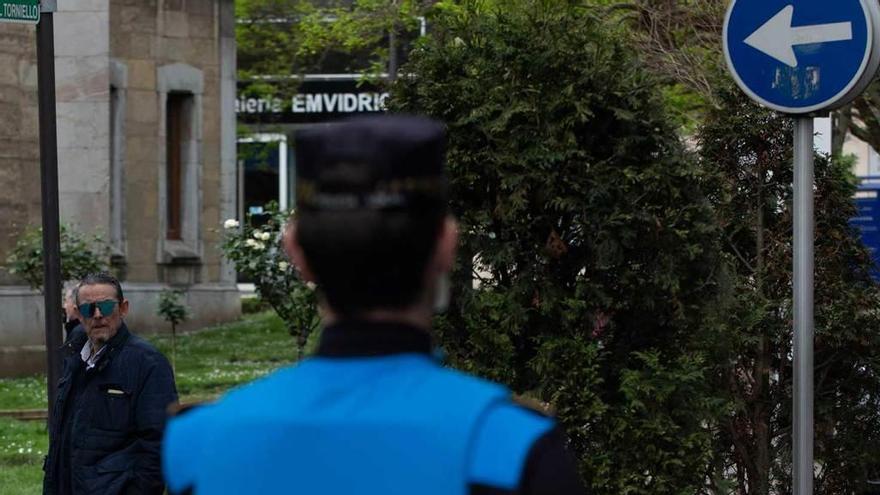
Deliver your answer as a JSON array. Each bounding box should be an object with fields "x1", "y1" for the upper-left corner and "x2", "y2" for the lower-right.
[{"x1": 43, "y1": 272, "x2": 178, "y2": 495}]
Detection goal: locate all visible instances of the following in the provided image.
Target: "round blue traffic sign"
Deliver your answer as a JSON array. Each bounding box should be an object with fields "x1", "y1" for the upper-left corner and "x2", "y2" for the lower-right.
[{"x1": 724, "y1": 0, "x2": 880, "y2": 114}]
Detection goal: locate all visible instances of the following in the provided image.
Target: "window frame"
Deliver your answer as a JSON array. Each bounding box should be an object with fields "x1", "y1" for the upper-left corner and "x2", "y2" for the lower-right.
[{"x1": 157, "y1": 63, "x2": 204, "y2": 265}]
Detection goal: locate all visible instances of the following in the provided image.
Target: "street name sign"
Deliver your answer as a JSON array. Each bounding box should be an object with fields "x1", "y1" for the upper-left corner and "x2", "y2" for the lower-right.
[
  {"x1": 0, "y1": 0, "x2": 40, "y2": 24},
  {"x1": 724, "y1": 0, "x2": 880, "y2": 114}
]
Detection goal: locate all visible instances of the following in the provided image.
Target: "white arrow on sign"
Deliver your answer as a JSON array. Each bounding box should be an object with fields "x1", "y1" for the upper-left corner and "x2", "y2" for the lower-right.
[{"x1": 744, "y1": 5, "x2": 853, "y2": 68}]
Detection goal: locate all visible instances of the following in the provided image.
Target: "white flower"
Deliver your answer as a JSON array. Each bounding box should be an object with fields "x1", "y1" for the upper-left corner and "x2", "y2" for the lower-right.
[
  {"x1": 306, "y1": 281, "x2": 317, "y2": 290},
  {"x1": 245, "y1": 239, "x2": 265, "y2": 251},
  {"x1": 259, "y1": 232, "x2": 272, "y2": 241},
  {"x1": 223, "y1": 218, "x2": 240, "y2": 229},
  {"x1": 278, "y1": 261, "x2": 290, "y2": 271},
  {"x1": 252, "y1": 230, "x2": 264, "y2": 240}
]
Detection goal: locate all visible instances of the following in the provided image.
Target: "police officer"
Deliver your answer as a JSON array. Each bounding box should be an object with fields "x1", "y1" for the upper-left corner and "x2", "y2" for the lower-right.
[{"x1": 162, "y1": 115, "x2": 585, "y2": 495}]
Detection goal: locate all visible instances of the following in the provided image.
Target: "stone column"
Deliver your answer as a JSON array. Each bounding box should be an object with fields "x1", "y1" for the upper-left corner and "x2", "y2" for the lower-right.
[
  {"x1": 219, "y1": 0, "x2": 237, "y2": 284},
  {"x1": 55, "y1": 0, "x2": 111, "y2": 236}
]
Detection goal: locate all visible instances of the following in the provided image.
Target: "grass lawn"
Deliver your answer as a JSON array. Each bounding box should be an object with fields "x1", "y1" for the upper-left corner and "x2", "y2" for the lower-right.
[
  {"x1": 0, "y1": 417, "x2": 49, "y2": 494},
  {"x1": 0, "y1": 376, "x2": 45, "y2": 411},
  {"x1": 0, "y1": 311, "x2": 298, "y2": 410},
  {"x1": 0, "y1": 311, "x2": 301, "y2": 493},
  {"x1": 150, "y1": 310, "x2": 301, "y2": 403}
]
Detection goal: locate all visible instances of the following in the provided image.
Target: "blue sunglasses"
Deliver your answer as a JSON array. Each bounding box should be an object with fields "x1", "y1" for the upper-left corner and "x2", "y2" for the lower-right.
[{"x1": 78, "y1": 300, "x2": 118, "y2": 319}]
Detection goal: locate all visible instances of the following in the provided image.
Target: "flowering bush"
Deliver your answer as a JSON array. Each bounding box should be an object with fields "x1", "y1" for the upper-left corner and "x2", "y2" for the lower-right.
[
  {"x1": 219, "y1": 207, "x2": 319, "y2": 354},
  {"x1": 6, "y1": 224, "x2": 110, "y2": 291}
]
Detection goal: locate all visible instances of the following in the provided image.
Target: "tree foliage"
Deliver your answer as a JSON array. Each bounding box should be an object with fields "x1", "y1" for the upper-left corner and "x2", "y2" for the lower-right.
[
  {"x1": 158, "y1": 289, "x2": 189, "y2": 374},
  {"x1": 698, "y1": 86, "x2": 880, "y2": 494},
  {"x1": 158, "y1": 290, "x2": 189, "y2": 328},
  {"x1": 236, "y1": 0, "x2": 433, "y2": 109},
  {"x1": 835, "y1": 83, "x2": 880, "y2": 158},
  {"x1": 391, "y1": 1, "x2": 726, "y2": 492},
  {"x1": 391, "y1": 1, "x2": 880, "y2": 492},
  {"x1": 614, "y1": 0, "x2": 724, "y2": 101},
  {"x1": 237, "y1": 0, "x2": 432, "y2": 76}
]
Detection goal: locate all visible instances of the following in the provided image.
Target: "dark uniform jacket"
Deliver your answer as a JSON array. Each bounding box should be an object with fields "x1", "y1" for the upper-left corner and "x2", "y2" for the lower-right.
[
  {"x1": 43, "y1": 323, "x2": 177, "y2": 495},
  {"x1": 163, "y1": 321, "x2": 584, "y2": 495}
]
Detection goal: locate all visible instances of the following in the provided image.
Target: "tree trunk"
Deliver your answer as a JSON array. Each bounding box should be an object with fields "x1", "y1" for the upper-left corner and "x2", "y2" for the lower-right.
[
  {"x1": 752, "y1": 338, "x2": 771, "y2": 494},
  {"x1": 171, "y1": 322, "x2": 177, "y2": 376},
  {"x1": 753, "y1": 157, "x2": 771, "y2": 495},
  {"x1": 388, "y1": 29, "x2": 398, "y2": 79},
  {"x1": 388, "y1": 0, "x2": 401, "y2": 80},
  {"x1": 832, "y1": 106, "x2": 852, "y2": 157}
]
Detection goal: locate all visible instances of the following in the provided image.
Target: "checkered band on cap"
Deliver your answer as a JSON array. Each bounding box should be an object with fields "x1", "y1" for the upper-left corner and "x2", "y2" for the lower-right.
[{"x1": 294, "y1": 115, "x2": 447, "y2": 212}]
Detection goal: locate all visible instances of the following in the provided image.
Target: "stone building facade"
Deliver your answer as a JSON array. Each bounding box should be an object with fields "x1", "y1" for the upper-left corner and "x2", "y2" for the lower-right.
[{"x1": 0, "y1": 0, "x2": 239, "y2": 376}]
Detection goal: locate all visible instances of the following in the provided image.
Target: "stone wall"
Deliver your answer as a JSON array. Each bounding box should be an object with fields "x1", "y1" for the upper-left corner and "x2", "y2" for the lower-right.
[
  {"x1": 0, "y1": 23, "x2": 39, "y2": 286},
  {"x1": 0, "y1": 0, "x2": 241, "y2": 377},
  {"x1": 111, "y1": 0, "x2": 227, "y2": 285},
  {"x1": 56, "y1": 0, "x2": 111, "y2": 234},
  {"x1": 0, "y1": 283, "x2": 240, "y2": 376}
]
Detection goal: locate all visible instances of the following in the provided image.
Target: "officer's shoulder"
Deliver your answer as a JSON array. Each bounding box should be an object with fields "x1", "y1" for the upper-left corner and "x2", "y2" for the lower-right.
[
  {"x1": 476, "y1": 395, "x2": 557, "y2": 461},
  {"x1": 468, "y1": 399, "x2": 556, "y2": 490}
]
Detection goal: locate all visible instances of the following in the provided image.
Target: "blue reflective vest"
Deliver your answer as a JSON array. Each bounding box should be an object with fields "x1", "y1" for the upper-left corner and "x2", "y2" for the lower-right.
[{"x1": 163, "y1": 353, "x2": 553, "y2": 494}]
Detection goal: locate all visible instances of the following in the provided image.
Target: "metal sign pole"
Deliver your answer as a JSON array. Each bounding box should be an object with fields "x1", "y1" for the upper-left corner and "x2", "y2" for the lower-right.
[
  {"x1": 36, "y1": 7, "x2": 62, "y2": 425},
  {"x1": 793, "y1": 116, "x2": 815, "y2": 495}
]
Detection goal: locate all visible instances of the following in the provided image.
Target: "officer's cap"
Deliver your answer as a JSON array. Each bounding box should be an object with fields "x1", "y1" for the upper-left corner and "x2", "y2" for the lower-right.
[{"x1": 294, "y1": 115, "x2": 447, "y2": 212}]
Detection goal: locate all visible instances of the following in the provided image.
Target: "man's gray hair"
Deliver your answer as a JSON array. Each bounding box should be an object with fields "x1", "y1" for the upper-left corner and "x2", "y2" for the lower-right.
[
  {"x1": 62, "y1": 280, "x2": 78, "y2": 304},
  {"x1": 74, "y1": 272, "x2": 124, "y2": 304}
]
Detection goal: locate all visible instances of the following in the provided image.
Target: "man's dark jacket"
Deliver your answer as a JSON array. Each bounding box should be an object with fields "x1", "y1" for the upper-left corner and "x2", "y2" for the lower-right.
[{"x1": 43, "y1": 323, "x2": 178, "y2": 494}]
